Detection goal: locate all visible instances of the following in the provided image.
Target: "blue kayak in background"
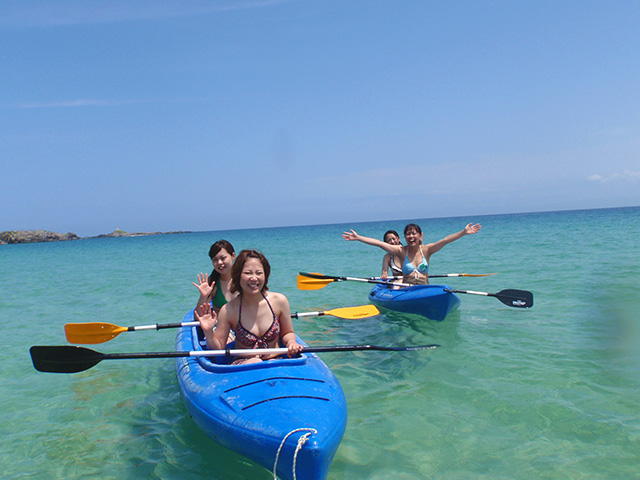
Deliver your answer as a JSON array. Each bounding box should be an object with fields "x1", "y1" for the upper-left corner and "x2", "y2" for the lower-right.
[
  {"x1": 368, "y1": 283, "x2": 460, "y2": 321},
  {"x1": 175, "y1": 311, "x2": 347, "y2": 480}
]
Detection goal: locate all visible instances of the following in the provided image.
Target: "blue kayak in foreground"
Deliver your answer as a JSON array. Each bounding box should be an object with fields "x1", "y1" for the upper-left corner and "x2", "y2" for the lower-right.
[
  {"x1": 175, "y1": 312, "x2": 347, "y2": 480},
  {"x1": 368, "y1": 283, "x2": 461, "y2": 321}
]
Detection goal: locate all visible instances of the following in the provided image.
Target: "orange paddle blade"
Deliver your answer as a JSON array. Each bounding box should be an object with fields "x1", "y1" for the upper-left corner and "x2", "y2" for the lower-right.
[
  {"x1": 297, "y1": 273, "x2": 336, "y2": 290},
  {"x1": 324, "y1": 304, "x2": 380, "y2": 319},
  {"x1": 65, "y1": 322, "x2": 128, "y2": 344}
]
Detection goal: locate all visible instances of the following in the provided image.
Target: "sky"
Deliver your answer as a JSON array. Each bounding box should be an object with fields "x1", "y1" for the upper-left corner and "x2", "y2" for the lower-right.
[{"x1": 1, "y1": 0, "x2": 639, "y2": 237}]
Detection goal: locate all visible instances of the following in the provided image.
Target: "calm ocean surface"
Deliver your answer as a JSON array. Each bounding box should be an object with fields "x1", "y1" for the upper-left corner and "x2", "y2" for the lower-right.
[{"x1": 1, "y1": 207, "x2": 639, "y2": 479}]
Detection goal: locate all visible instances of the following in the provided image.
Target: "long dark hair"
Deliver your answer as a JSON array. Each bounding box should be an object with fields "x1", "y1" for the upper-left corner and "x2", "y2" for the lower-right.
[
  {"x1": 208, "y1": 240, "x2": 235, "y2": 285},
  {"x1": 230, "y1": 249, "x2": 271, "y2": 294}
]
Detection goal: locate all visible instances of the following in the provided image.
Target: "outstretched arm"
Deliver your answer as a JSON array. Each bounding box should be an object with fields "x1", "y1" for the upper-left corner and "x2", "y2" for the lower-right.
[
  {"x1": 427, "y1": 223, "x2": 482, "y2": 256},
  {"x1": 342, "y1": 229, "x2": 403, "y2": 255}
]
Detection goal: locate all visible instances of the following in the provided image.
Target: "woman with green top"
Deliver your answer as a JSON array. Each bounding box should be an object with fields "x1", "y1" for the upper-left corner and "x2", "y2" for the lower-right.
[{"x1": 193, "y1": 240, "x2": 238, "y2": 314}]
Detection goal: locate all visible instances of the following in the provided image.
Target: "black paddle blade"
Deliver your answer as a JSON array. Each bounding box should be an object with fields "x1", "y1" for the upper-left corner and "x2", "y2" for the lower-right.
[
  {"x1": 299, "y1": 272, "x2": 336, "y2": 280},
  {"x1": 392, "y1": 344, "x2": 440, "y2": 351},
  {"x1": 365, "y1": 344, "x2": 440, "y2": 352},
  {"x1": 30, "y1": 345, "x2": 105, "y2": 373},
  {"x1": 495, "y1": 289, "x2": 534, "y2": 308}
]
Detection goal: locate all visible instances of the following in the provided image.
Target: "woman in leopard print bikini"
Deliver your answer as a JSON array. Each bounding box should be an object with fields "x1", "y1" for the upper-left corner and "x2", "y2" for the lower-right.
[{"x1": 195, "y1": 249, "x2": 303, "y2": 365}]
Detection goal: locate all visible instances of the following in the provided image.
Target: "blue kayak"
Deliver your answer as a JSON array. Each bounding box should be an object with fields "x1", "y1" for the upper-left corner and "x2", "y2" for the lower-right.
[
  {"x1": 175, "y1": 311, "x2": 347, "y2": 480},
  {"x1": 368, "y1": 283, "x2": 460, "y2": 321}
]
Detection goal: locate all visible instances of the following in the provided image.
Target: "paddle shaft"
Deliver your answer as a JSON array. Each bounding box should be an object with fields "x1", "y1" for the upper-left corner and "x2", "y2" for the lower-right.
[
  {"x1": 65, "y1": 305, "x2": 381, "y2": 345},
  {"x1": 95, "y1": 344, "x2": 437, "y2": 359},
  {"x1": 30, "y1": 343, "x2": 440, "y2": 373},
  {"x1": 428, "y1": 273, "x2": 497, "y2": 277},
  {"x1": 293, "y1": 311, "x2": 331, "y2": 318},
  {"x1": 109, "y1": 310, "x2": 368, "y2": 323},
  {"x1": 128, "y1": 321, "x2": 199, "y2": 332},
  {"x1": 302, "y1": 272, "x2": 501, "y2": 287},
  {"x1": 133, "y1": 314, "x2": 346, "y2": 326},
  {"x1": 299, "y1": 273, "x2": 533, "y2": 308},
  {"x1": 104, "y1": 315, "x2": 352, "y2": 327},
  {"x1": 379, "y1": 273, "x2": 496, "y2": 280},
  {"x1": 300, "y1": 272, "x2": 412, "y2": 287}
]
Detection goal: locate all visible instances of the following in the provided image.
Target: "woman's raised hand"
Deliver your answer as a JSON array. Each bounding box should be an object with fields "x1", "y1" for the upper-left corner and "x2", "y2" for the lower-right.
[
  {"x1": 342, "y1": 229, "x2": 359, "y2": 241},
  {"x1": 194, "y1": 302, "x2": 217, "y2": 332},
  {"x1": 192, "y1": 272, "x2": 214, "y2": 298},
  {"x1": 465, "y1": 223, "x2": 482, "y2": 235}
]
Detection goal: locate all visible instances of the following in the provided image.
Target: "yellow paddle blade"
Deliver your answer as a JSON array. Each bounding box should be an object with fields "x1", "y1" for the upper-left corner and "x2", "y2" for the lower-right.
[
  {"x1": 297, "y1": 274, "x2": 335, "y2": 290},
  {"x1": 326, "y1": 305, "x2": 380, "y2": 319},
  {"x1": 64, "y1": 322, "x2": 128, "y2": 344},
  {"x1": 460, "y1": 273, "x2": 498, "y2": 277}
]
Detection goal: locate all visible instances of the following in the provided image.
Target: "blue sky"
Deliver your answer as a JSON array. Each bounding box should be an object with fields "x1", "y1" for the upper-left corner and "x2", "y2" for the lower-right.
[{"x1": 1, "y1": 0, "x2": 639, "y2": 236}]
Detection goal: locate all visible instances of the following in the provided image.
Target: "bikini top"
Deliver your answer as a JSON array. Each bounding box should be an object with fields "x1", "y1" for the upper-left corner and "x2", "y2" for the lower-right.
[
  {"x1": 210, "y1": 281, "x2": 228, "y2": 309},
  {"x1": 402, "y1": 246, "x2": 429, "y2": 276},
  {"x1": 389, "y1": 254, "x2": 403, "y2": 276},
  {"x1": 234, "y1": 292, "x2": 280, "y2": 349}
]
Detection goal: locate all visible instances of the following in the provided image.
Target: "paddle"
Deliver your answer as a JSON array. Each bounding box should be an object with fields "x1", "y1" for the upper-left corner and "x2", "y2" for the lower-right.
[
  {"x1": 64, "y1": 320, "x2": 200, "y2": 344},
  {"x1": 30, "y1": 343, "x2": 440, "y2": 374},
  {"x1": 298, "y1": 272, "x2": 533, "y2": 308},
  {"x1": 65, "y1": 305, "x2": 380, "y2": 344},
  {"x1": 382, "y1": 273, "x2": 497, "y2": 279},
  {"x1": 292, "y1": 305, "x2": 380, "y2": 319},
  {"x1": 298, "y1": 272, "x2": 498, "y2": 290},
  {"x1": 443, "y1": 288, "x2": 534, "y2": 308},
  {"x1": 298, "y1": 272, "x2": 412, "y2": 290}
]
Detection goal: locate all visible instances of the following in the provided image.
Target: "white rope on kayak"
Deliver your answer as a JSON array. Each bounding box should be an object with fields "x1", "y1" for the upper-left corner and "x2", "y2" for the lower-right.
[{"x1": 272, "y1": 427, "x2": 318, "y2": 480}]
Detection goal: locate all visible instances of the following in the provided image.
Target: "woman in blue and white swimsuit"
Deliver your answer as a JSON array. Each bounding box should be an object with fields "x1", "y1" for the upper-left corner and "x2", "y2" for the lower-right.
[
  {"x1": 195, "y1": 249, "x2": 303, "y2": 364},
  {"x1": 343, "y1": 222, "x2": 482, "y2": 285},
  {"x1": 381, "y1": 230, "x2": 403, "y2": 279}
]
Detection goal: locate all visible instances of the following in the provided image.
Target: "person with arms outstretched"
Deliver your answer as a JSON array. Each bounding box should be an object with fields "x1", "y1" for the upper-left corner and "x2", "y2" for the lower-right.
[{"x1": 343, "y1": 223, "x2": 481, "y2": 285}]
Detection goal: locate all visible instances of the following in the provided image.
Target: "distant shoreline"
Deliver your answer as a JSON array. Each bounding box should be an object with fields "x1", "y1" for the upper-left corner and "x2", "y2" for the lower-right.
[
  {"x1": 0, "y1": 229, "x2": 191, "y2": 245},
  {"x1": 3, "y1": 205, "x2": 638, "y2": 245}
]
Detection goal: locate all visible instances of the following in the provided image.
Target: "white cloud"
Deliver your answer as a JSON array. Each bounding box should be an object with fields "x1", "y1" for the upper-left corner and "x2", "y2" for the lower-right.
[{"x1": 588, "y1": 170, "x2": 640, "y2": 183}]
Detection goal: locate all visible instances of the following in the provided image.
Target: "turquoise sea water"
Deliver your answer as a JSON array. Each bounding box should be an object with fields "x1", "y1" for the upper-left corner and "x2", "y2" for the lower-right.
[{"x1": 1, "y1": 207, "x2": 639, "y2": 479}]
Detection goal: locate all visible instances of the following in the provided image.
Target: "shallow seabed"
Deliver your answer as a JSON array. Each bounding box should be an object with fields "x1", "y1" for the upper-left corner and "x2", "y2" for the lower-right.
[{"x1": 1, "y1": 207, "x2": 639, "y2": 479}]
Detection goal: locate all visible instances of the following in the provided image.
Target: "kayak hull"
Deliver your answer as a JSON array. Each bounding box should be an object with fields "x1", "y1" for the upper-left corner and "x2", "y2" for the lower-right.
[
  {"x1": 368, "y1": 283, "x2": 460, "y2": 321},
  {"x1": 175, "y1": 312, "x2": 347, "y2": 480}
]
